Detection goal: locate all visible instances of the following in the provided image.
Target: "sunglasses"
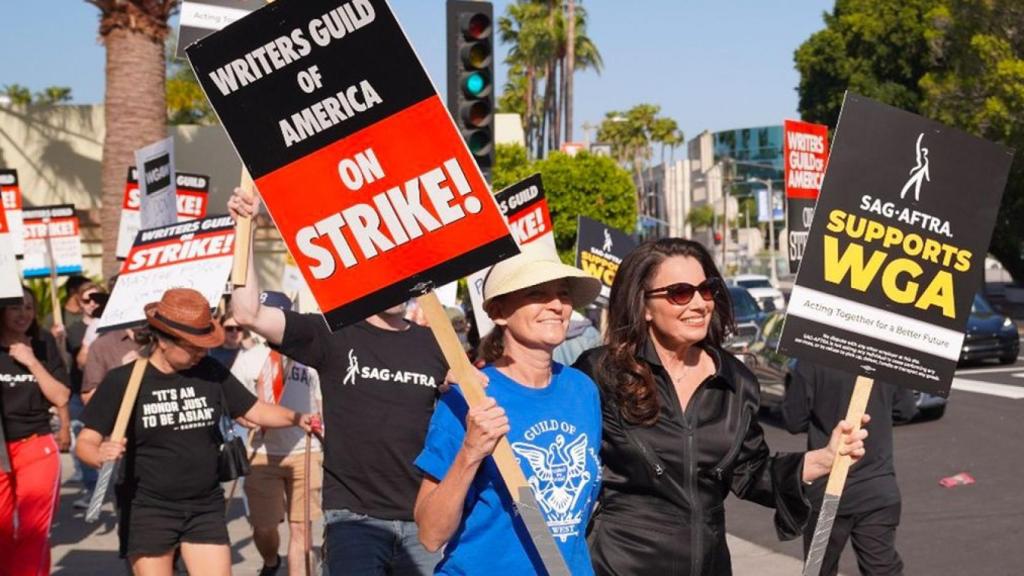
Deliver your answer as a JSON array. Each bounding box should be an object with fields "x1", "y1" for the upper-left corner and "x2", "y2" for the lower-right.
[
  {"x1": 644, "y1": 278, "x2": 720, "y2": 306},
  {"x1": 224, "y1": 326, "x2": 243, "y2": 333}
]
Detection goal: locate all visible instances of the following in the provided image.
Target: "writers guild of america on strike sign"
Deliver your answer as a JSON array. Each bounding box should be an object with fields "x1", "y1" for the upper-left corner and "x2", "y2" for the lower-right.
[{"x1": 187, "y1": 0, "x2": 517, "y2": 329}]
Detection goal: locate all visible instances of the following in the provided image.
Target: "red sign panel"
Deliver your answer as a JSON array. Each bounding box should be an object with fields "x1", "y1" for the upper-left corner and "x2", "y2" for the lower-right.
[{"x1": 783, "y1": 119, "x2": 829, "y2": 200}]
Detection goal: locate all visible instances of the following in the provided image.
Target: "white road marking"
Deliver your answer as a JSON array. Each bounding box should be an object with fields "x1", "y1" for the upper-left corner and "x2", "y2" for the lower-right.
[
  {"x1": 951, "y1": 378, "x2": 1024, "y2": 399},
  {"x1": 956, "y1": 364, "x2": 1024, "y2": 375}
]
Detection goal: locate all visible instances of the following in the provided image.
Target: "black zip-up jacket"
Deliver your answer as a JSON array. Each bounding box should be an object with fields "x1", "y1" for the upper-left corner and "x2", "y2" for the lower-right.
[{"x1": 574, "y1": 343, "x2": 809, "y2": 576}]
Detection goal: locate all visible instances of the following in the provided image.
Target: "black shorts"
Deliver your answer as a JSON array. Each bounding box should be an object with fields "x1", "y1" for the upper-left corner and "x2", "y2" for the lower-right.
[{"x1": 118, "y1": 500, "x2": 229, "y2": 558}]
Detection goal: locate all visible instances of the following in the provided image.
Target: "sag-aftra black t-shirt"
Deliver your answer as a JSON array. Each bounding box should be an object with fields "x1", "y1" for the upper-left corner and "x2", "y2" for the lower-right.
[
  {"x1": 277, "y1": 312, "x2": 448, "y2": 520},
  {"x1": 82, "y1": 356, "x2": 256, "y2": 508},
  {"x1": 0, "y1": 333, "x2": 69, "y2": 440}
]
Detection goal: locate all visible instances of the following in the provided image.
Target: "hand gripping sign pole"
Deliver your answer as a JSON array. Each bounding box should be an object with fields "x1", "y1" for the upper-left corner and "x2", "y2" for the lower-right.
[
  {"x1": 802, "y1": 376, "x2": 872, "y2": 576},
  {"x1": 86, "y1": 358, "x2": 150, "y2": 523},
  {"x1": 417, "y1": 292, "x2": 571, "y2": 576},
  {"x1": 232, "y1": 168, "x2": 256, "y2": 286}
]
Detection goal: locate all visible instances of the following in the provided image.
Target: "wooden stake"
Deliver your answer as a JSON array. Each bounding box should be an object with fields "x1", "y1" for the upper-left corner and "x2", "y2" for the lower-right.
[
  {"x1": 417, "y1": 292, "x2": 570, "y2": 575},
  {"x1": 232, "y1": 168, "x2": 256, "y2": 287},
  {"x1": 802, "y1": 376, "x2": 874, "y2": 576},
  {"x1": 85, "y1": 358, "x2": 150, "y2": 523}
]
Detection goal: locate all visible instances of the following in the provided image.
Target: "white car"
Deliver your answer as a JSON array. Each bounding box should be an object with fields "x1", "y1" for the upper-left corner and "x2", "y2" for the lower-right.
[{"x1": 728, "y1": 274, "x2": 785, "y2": 312}]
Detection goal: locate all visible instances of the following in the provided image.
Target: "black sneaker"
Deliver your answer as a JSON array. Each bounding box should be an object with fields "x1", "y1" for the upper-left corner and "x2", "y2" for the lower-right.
[{"x1": 258, "y1": 555, "x2": 282, "y2": 576}]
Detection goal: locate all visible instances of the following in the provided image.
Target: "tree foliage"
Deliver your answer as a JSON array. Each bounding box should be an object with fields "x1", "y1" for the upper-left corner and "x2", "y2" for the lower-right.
[
  {"x1": 498, "y1": 0, "x2": 602, "y2": 158},
  {"x1": 595, "y1": 103, "x2": 683, "y2": 212},
  {"x1": 794, "y1": 0, "x2": 940, "y2": 126},
  {"x1": 795, "y1": 0, "x2": 1024, "y2": 283},
  {"x1": 493, "y1": 144, "x2": 636, "y2": 263},
  {"x1": 1, "y1": 84, "x2": 73, "y2": 106}
]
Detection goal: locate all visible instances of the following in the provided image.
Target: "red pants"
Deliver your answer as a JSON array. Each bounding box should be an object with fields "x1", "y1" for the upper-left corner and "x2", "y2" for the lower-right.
[{"x1": 0, "y1": 434, "x2": 61, "y2": 576}]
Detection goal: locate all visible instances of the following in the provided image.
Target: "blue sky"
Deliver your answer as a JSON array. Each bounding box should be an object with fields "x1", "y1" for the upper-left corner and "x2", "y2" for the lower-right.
[{"x1": 3, "y1": 0, "x2": 834, "y2": 142}]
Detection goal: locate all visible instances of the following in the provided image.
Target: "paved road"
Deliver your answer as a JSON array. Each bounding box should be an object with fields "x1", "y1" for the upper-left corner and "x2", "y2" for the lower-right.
[{"x1": 726, "y1": 357, "x2": 1024, "y2": 576}]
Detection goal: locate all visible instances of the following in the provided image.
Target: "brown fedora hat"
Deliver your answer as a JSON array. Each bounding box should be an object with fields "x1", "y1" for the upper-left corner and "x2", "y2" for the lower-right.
[{"x1": 144, "y1": 288, "x2": 224, "y2": 349}]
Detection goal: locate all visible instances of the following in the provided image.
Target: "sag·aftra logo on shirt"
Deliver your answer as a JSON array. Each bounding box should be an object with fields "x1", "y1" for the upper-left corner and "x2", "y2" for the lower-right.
[
  {"x1": 342, "y1": 349, "x2": 437, "y2": 388},
  {"x1": 512, "y1": 420, "x2": 597, "y2": 543}
]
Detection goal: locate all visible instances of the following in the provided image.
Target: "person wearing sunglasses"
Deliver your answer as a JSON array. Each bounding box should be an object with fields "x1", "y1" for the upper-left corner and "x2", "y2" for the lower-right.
[{"x1": 574, "y1": 238, "x2": 870, "y2": 575}]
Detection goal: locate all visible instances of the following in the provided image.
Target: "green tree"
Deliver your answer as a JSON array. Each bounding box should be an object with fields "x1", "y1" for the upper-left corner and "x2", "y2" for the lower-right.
[
  {"x1": 2, "y1": 84, "x2": 33, "y2": 106},
  {"x1": 532, "y1": 151, "x2": 636, "y2": 263},
  {"x1": 498, "y1": 0, "x2": 601, "y2": 158},
  {"x1": 920, "y1": 0, "x2": 1024, "y2": 282},
  {"x1": 685, "y1": 204, "x2": 715, "y2": 230},
  {"x1": 794, "y1": 0, "x2": 939, "y2": 127},
  {"x1": 33, "y1": 86, "x2": 73, "y2": 105},
  {"x1": 166, "y1": 42, "x2": 215, "y2": 125},
  {"x1": 492, "y1": 145, "x2": 636, "y2": 263}
]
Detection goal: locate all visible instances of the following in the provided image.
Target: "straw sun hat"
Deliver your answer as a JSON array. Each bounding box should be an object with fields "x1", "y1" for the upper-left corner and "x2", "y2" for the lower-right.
[
  {"x1": 482, "y1": 242, "x2": 601, "y2": 312},
  {"x1": 144, "y1": 288, "x2": 224, "y2": 349}
]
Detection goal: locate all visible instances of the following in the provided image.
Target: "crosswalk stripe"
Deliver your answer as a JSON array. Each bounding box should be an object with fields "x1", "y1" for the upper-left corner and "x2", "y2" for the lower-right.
[{"x1": 951, "y1": 378, "x2": 1024, "y2": 399}]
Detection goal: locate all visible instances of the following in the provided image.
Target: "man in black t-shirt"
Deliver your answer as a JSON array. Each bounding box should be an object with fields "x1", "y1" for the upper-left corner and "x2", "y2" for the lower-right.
[
  {"x1": 783, "y1": 362, "x2": 917, "y2": 576},
  {"x1": 229, "y1": 192, "x2": 449, "y2": 575}
]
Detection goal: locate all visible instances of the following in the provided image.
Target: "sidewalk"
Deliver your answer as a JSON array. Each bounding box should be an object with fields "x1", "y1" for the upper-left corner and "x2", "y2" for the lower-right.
[{"x1": 51, "y1": 454, "x2": 810, "y2": 575}]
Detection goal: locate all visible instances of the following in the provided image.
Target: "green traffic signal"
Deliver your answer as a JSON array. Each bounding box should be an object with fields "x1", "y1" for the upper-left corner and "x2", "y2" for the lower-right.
[{"x1": 463, "y1": 71, "x2": 488, "y2": 97}]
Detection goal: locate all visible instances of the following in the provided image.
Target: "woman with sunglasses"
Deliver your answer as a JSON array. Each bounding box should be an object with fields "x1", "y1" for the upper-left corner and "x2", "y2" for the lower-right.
[
  {"x1": 574, "y1": 238, "x2": 869, "y2": 575},
  {"x1": 76, "y1": 288, "x2": 318, "y2": 576}
]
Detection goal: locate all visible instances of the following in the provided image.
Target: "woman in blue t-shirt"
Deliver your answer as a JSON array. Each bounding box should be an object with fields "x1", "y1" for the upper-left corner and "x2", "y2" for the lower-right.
[{"x1": 414, "y1": 243, "x2": 603, "y2": 575}]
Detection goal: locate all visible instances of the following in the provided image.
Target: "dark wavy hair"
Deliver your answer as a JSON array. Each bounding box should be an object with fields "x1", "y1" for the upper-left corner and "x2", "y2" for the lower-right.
[{"x1": 598, "y1": 238, "x2": 735, "y2": 426}]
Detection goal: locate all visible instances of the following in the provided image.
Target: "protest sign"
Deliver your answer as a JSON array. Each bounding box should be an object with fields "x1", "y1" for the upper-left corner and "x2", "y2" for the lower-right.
[
  {"x1": 575, "y1": 216, "x2": 637, "y2": 307},
  {"x1": 0, "y1": 169, "x2": 25, "y2": 258},
  {"x1": 784, "y1": 119, "x2": 829, "y2": 273},
  {"x1": 176, "y1": 0, "x2": 265, "y2": 60},
  {"x1": 779, "y1": 94, "x2": 1012, "y2": 576},
  {"x1": 98, "y1": 215, "x2": 236, "y2": 332},
  {"x1": 780, "y1": 93, "x2": 1012, "y2": 396},
  {"x1": 186, "y1": 0, "x2": 518, "y2": 328},
  {"x1": 20, "y1": 205, "x2": 83, "y2": 278},
  {"x1": 135, "y1": 137, "x2": 178, "y2": 230},
  {"x1": 117, "y1": 168, "x2": 212, "y2": 259},
  {"x1": 468, "y1": 174, "x2": 556, "y2": 336},
  {"x1": 0, "y1": 204, "x2": 22, "y2": 305}
]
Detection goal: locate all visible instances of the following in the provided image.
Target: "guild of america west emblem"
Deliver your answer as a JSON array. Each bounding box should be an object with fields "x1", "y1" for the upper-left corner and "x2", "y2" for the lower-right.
[{"x1": 512, "y1": 432, "x2": 592, "y2": 543}]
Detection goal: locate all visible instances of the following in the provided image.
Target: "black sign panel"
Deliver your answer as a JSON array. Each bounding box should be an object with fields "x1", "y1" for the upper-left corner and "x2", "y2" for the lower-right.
[
  {"x1": 779, "y1": 94, "x2": 1014, "y2": 396},
  {"x1": 186, "y1": 0, "x2": 436, "y2": 179},
  {"x1": 142, "y1": 154, "x2": 172, "y2": 193},
  {"x1": 575, "y1": 216, "x2": 637, "y2": 307}
]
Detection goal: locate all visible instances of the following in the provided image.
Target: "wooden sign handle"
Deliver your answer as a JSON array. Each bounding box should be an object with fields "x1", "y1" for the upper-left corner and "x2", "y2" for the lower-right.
[
  {"x1": 111, "y1": 358, "x2": 150, "y2": 442},
  {"x1": 417, "y1": 292, "x2": 527, "y2": 488},
  {"x1": 824, "y1": 376, "x2": 873, "y2": 494},
  {"x1": 45, "y1": 235, "x2": 63, "y2": 328},
  {"x1": 85, "y1": 357, "x2": 149, "y2": 523},
  {"x1": 232, "y1": 168, "x2": 256, "y2": 287}
]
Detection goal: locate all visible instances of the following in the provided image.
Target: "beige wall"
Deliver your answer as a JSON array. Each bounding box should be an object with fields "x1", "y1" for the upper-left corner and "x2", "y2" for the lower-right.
[{"x1": 0, "y1": 103, "x2": 288, "y2": 292}]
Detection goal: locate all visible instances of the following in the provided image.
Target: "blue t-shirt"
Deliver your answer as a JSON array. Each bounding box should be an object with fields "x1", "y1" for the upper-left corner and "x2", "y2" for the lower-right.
[{"x1": 415, "y1": 364, "x2": 602, "y2": 575}]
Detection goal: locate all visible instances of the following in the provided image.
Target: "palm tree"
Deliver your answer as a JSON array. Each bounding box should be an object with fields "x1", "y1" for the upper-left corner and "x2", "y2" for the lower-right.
[
  {"x1": 498, "y1": 0, "x2": 601, "y2": 158},
  {"x1": 86, "y1": 0, "x2": 176, "y2": 277}
]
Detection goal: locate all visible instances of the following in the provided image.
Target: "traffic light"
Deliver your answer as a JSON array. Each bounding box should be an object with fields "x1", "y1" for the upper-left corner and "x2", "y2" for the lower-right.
[{"x1": 447, "y1": 0, "x2": 494, "y2": 183}]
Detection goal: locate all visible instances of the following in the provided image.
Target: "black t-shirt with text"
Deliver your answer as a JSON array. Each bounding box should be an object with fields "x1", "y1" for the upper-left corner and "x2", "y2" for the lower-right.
[
  {"x1": 0, "y1": 333, "x2": 70, "y2": 440},
  {"x1": 82, "y1": 357, "x2": 256, "y2": 509},
  {"x1": 277, "y1": 312, "x2": 448, "y2": 520}
]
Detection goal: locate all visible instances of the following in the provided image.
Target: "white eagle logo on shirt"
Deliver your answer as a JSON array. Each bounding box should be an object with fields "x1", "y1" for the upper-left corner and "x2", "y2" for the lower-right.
[{"x1": 512, "y1": 433, "x2": 591, "y2": 542}]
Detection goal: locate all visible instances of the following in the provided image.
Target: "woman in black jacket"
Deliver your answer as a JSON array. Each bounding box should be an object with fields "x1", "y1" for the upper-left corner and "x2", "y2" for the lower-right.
[{"x1": 574, "y1": 238, "x2": 869, "y2": 575}]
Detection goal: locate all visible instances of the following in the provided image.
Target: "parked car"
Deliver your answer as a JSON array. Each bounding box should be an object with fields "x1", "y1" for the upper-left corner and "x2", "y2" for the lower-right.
[
  {"x1": 728, "y1": 274, "x2": 785, "y2": 312},
  {"x1": 960, "y1": 293, "x2": 1020, "y2": 365},
  {"x1": 738, "y1": 312, "x2": 947, "y2": 420},
  {"x1": 724, "y1": 286, "x2": 768, "y2": 352}
]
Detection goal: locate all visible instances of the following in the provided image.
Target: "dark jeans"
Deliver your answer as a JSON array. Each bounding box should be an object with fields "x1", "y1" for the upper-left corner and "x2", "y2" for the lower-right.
[
  {"x1": 323, "y1": 508, "x2": 441, "y2": 576},
  {"x1": 803, "y1": 502, "x2": 904, "y2": 576}
]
